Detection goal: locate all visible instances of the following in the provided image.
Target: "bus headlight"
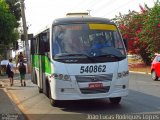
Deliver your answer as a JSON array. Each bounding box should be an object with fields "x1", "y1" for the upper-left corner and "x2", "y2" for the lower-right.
[
  {"x1": 64, "y1": 75, "x2": 70, "y2": 80},
  {"x1": 50, "y1": 73, "x2": 71, "y2": 81},
  {"x1": 59, "y1": 74, "x2": 63, "y2": 80},
  {"x1": 117, "y1": 71, "x2": 129, "y2": 79}
]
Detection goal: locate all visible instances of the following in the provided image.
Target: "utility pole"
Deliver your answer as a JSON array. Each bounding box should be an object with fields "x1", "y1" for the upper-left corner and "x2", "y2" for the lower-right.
[
  {"x1": 20, "y1": 0, "x2": 31, "y2": 73},
  {"x1": 87, "y1": 10, "x2": 91, "y2": 15}
]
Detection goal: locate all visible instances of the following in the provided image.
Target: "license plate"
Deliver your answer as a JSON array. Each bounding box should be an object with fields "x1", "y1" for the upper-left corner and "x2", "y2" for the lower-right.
[{"x1": 88, "y1": 83, "x2": 103, "y2": 89}]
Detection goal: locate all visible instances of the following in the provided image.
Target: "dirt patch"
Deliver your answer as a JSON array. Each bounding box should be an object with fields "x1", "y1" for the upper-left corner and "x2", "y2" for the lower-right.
[{"x1": 128, "y1": 58, "x2": 151, "y2": 73}]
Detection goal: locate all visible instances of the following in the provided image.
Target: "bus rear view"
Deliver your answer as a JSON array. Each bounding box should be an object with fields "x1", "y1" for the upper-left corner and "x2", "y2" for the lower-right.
[{"x1": 31, "y1": 14, "x2": 129, "y2": 106}]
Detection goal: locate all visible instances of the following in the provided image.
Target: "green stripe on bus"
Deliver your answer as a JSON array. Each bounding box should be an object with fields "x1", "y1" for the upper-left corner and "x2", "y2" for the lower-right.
[
  {"x1": 42, "y1": 56, "x2": 51, "y2": 74},
  {"x1": 32, "y1": 55, "x2": 39, "y2": 68},
  {"x1": 32, "y1": 55, "x2": 51, "y2": 74}
]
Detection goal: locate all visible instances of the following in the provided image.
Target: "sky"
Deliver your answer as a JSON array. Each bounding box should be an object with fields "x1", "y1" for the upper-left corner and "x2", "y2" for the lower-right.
[{"x1": 24, "y1": 0, "x2": 155, "y2": 34}]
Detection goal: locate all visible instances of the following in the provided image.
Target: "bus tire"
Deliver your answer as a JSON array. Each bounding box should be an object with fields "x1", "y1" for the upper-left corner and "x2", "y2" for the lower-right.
[
  {"x1": 109, "y1": 97, "x2": 121, "y2": 104},
  {"x1": 38, "y1": 87, "x2": 43, "y2": 93},
  {"x1": 46, "y1": 78, "x2": 50, "y2": 97},
  {"x1": 49, "y1": 86, "x2": 58, "y2": 106}
]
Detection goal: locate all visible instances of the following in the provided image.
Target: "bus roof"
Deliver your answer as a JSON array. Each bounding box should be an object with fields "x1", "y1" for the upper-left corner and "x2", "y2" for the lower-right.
[
  {"x1": 53, "y1": 17, "x2": 115, "y2": 26},
  {"x1": 66, "y1": 12, "x2": 90, "y2": 17},
  {"x1": 34, "y1": 16, "x2": 115, "y2": 36}
]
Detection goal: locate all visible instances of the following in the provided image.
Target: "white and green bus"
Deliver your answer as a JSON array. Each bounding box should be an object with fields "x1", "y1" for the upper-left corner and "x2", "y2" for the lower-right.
[{"x1": 31, "y1": 14, "x2": 129, "y2": 106}]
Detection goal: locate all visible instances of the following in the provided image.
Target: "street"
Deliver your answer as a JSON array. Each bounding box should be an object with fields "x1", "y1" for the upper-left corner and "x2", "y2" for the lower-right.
[
  {"x1": 0, "y1": 74, "x2": 26, "y2": 120},
  {"x1": 1, "y1": 1, "x2": 160, "y2": 120},
  {"x1": 0, "y1": 73, "x2": 160, "y2": 120}
]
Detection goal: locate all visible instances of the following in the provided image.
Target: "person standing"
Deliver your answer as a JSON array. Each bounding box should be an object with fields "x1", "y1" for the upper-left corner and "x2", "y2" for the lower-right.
[
  {"x1": 6, "y1": 58, "x2": 14, "y2": 86},
  {"x1": 18, "y1": 60, "x2": 26, "y2": 86},
  {"x1": 16, "y1": 52, "x2": 24, "y2": 67}
]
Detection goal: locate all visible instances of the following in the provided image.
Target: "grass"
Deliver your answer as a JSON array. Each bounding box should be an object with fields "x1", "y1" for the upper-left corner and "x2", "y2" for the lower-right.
[{"x1": 128, "y1": 58, "x2": 151, "y2": 73}]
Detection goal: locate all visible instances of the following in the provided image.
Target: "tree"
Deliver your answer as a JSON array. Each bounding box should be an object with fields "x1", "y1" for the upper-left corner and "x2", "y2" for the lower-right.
[
  {"x1": 5, "y1": 0, "x2": 21, "y2": 27},
  {"x1": 114, "y1": 10, "x2": 151, "y2": 65},
  {"x1": 0, "y1": 0, "x2": 19, "y2": 57},
  {"x1": 140, "y1": 1, "x2": 160, "y2": 60},
  {"x1": 113, "y1": 2, "x2": 160, "y2": 65}
]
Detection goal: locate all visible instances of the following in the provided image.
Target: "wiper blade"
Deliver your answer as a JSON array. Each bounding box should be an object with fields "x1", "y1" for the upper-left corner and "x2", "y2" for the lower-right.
[
  {"x1": 55, "y1": 53, "x2": 87, "y2": 57},
  {"x1": 94, "y1": 54, "x2": 125, "y2": 60},
  {"x1": 55, "y1": 53, "x2": 95, "y2": 62}
]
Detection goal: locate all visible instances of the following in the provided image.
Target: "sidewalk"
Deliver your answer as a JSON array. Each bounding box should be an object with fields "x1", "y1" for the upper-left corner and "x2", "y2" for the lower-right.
[
  {"x1": 0, "y1": 73, "x2": 27, "y2": 120},
  {"x1": 0, "y1": 73, "x2": 19, "y2": 88}
]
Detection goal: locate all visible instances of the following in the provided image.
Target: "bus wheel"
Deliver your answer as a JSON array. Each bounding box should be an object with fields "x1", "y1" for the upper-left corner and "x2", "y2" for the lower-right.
[
  {"x1": 49, "y1": 86, "x2": 58, "y2": 106},
  {"x1": 38, "y1": 87, "x2": 43, "y2": 93},
  {"x1": 109, "y1": 97, "x2": 121, "y2": 104}
]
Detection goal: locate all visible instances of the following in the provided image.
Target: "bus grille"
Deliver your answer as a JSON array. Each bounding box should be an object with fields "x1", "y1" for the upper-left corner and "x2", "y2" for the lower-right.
[
  {"x1": 76, "y1": 74, "x2": 113, "y2": 82},
  {"x1": 80, "y1": 86, "x2": 110, "y2": 94}
]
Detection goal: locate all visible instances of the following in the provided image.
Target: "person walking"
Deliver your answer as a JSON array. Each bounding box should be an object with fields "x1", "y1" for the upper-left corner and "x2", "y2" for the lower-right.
[
  {"x1": 18, "y1": 60, "x2": 26, "y2": 86},
  {"x1": 6, "y1": 58, "x2": 14, "y2": 86}
]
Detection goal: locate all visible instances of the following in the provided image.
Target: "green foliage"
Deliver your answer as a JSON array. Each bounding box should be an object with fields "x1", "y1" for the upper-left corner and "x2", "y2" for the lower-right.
[
  {"x1": 5, "y1": 0, "x2": 21, "y2": 27},
  {"x1": 0, "y1": 0, "x2": 19, "y2": 55},
  {"x1": 114, "y1": 1, "x2": 160, "y2": 65},
  {"x1": 140, "y1": 1, "x2": 160, "y2": 60},
  {"x1": 5, "y1": 0, "x2": 21, "y2": 20}
]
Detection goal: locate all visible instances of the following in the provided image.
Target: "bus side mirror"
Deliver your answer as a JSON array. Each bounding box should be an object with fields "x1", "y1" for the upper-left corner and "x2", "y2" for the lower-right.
[{"x1": 123, "y1": 39, "x2": 128, "y2": 51}]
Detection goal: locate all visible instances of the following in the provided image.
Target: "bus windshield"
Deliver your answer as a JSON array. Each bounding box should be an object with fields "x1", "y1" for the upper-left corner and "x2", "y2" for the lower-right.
[{"x1": 52, "y1": 24, "x2": 126, "y2": 63}]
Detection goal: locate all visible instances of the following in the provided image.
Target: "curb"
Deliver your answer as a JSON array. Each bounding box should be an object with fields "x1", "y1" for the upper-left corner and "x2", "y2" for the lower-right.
[
  {"x1": 129, "y1": 71, "x2": 151, "y2": 75},
  {"x1": 4, "y1": 88, "x2": 28, "y2": 120}
]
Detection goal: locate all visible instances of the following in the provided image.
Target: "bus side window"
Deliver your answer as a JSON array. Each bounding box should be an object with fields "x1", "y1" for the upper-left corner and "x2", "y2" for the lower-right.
[
  {"x1": 45, "y1": 29, "x2": 50, "y2": 52},
  {"x1": 35, "y1": 37, "x2": 39, "y2": 54},
  {"x1": 31, "y1": 38, "x2": 36, "y2": 54},
  {"x1": 39, "y1": 30, "x2": 50, "y2": 55},
  {"x1": 39, "y1": 34, "x2": 45, "y2": 55}
]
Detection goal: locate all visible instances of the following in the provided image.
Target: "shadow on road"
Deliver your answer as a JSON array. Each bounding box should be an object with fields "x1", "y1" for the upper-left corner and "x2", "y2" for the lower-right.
[{"x1": 55, "y1": 90, "x2": 160, "y2": 114}]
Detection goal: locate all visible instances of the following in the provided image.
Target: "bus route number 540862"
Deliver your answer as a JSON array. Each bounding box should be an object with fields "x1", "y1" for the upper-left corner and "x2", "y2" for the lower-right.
[{"x1": 80, "y1": 65, "x2": 106, "y2": 73}]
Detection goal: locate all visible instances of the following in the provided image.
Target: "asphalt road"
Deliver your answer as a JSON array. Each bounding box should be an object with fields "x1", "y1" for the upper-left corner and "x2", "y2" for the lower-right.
[
  {"x1": 1, "y1": 73, "x2": 160, "y2": 120},
  {"x1": 0, "y1": 74, "x2": 26, "y2": 120}
]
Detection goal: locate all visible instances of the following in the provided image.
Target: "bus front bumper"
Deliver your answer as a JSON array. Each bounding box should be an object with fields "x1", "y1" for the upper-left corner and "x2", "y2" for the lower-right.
[{"x1": 52, "y1": 88, "x2": 129, "y2": 100}]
